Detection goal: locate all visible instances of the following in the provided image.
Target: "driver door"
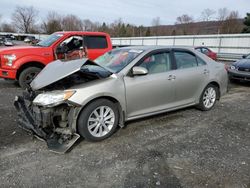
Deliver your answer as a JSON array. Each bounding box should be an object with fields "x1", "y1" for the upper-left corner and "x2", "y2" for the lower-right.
[
  {"x1": 55, "y1": 35, "x2": 84, "y2": 61},
  {"x1": 124, "y1": 50, "x2": 176, "y2": 118}
]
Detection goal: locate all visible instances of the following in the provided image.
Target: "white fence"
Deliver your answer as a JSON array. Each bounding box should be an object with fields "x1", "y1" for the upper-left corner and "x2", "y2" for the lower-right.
[
  {"x1": 1, "y1": 32, "x2": 250, "y2": 60},
  {"x1": 112, "y1": 34, "x2": 250, "y2": 60}
]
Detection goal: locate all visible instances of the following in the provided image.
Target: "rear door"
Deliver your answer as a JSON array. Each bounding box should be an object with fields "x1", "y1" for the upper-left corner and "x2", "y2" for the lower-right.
[
  {"x1": 124, "y1": 50, "x2": 176, "y2": 118},
  {"x1": 84, "y1": 35, "x2": 110, "y2": 60},
  {"x1": 171, "y1": 50, "x2": 209, "y2": 105}
]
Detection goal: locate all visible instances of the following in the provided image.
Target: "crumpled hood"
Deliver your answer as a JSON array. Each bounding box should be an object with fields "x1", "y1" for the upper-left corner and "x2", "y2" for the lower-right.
[
  {"x1": 234, "y1": 59, "x2": 250, "y2": 68},
  {"x1": 31, "y1": 58, "x2": 89, "y2": 90}
]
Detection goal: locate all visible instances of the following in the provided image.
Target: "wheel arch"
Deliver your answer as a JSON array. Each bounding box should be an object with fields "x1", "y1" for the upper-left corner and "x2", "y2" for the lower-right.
[
  {"x1": 76, "y1": 96, "x2": 125, "y2": 130},
  {"x1": 16, "y1": 62, "x2": 45, "y2": 80},
  {"x1": 207, "y1": 81, "x2": 221, "y2": 99}
]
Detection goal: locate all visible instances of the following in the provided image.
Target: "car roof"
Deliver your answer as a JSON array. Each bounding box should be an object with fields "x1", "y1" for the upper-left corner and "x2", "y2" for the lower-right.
[
  {"x1": 195, "y1": 46, "x2": 209, "y2": 49},
  {"x1": 55, "y1": 31, "x2": 109, "y2": 36},
  {"x1": 117, "y1": 45, "x2": 196, "y2": 51}
]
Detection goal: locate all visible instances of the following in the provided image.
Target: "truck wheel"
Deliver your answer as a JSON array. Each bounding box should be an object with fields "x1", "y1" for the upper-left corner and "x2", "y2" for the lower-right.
[{"x1": 18, "y1": 67, "x2": 42, "y2": 89}]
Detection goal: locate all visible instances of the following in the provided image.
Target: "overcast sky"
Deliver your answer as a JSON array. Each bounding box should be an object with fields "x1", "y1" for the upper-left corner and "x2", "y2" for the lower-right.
[{"x1": 0, "y1": 0, "x2": 249, "y2": 26}]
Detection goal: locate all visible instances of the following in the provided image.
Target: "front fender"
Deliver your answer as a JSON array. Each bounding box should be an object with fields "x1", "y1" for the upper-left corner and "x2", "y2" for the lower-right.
[
  {"x1": 69, "y1": 92, "x2": 127, "y2": 115},
  {"x1": 69, "y1": 93, "x2": 126, "y2": 131},
  {"x1": 13, "y1": 55, "x2": 48, "y2": 69}
]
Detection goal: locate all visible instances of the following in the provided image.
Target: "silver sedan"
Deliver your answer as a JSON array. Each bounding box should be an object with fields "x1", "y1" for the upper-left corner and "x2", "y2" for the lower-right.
[{"x1": 15, "y1": 46, "x2": 228, "y2": 153}]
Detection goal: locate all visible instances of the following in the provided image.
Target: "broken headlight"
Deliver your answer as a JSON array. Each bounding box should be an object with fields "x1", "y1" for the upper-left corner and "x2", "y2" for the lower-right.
[{"x1": 33, "y1": 90, "x2": 76, "y2": 107}]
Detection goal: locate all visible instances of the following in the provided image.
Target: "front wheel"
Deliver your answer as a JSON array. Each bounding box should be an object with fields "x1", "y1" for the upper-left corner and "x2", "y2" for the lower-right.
[
  {"x1": 197, "y1": 84, "x2": 218, "y2": 111},
  {"x1": 18, "y1": 67, "x2": 42, "y2": 89},
  {"x1": 77, "y1": 99, "x2": 119, "y2": 141}
]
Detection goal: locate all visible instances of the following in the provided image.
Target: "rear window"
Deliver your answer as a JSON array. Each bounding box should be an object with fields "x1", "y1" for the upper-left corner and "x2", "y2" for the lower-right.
[{"x1": 84, "y1": 36, "x2": 108, "y2": 49}]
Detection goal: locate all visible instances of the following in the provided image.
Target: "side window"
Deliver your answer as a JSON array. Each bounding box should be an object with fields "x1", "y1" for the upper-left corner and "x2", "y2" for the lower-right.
[
  {"x1": 84, "y1": 36, "x2": 108, "y2": 49},
  {"x1": 196, "y1": 48, "x2": 202, "y2": 53},
  {"x1": 56, "y1": 35, "x2": 84, "y2": 60},
  {"x1": 59, "y1": 36, "x2": 83, "y2": 52},
  {"x1": 197, "y1": 57, "x2": 207, "y2": 66},
  {"x1": 174, "y1": 51, "x2": 198, "y2": 69},
  {"x1": 139, "y1": 52, "x2": 171, "y2": 74},
  {"x1": 202, "y1": 48, "x2": 209, "y2": 55}
]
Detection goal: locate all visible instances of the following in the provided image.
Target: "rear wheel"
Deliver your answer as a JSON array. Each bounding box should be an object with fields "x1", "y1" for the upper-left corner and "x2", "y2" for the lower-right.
[
  {"x1": 197, "y1": 84, "x2": 218, "y2": 111},
  {"x1": 77, "y1": 99, "x2": 119, "y2": 141},
  {"x1": 18, "y1": 67, "x2": 42, "y2": 89}
]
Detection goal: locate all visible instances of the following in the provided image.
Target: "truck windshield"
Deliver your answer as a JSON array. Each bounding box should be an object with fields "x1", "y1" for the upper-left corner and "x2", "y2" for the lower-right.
[
  {"x1": 37, "y1": 33, "x2": 64, "y2": 47},
  {"x1": 95, "y1": 48, "x2": 144, "y2": 73}
]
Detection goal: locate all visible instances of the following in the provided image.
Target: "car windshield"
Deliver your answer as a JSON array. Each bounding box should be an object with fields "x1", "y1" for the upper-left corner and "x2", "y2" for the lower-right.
[
  {"x1": 94, "y1": 48, "x2": 144, "y2": 73},
  {"x1": 37, "y1": 33, "x2": 64, "y2": 47}
]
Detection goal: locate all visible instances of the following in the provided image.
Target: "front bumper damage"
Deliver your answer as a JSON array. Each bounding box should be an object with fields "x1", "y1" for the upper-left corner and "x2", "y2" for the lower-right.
[{"x1": 14, "y1": 93, "x2": 81, "y2": 154}]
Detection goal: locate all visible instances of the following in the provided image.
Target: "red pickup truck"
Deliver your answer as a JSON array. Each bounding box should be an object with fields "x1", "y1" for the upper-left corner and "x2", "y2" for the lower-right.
[{"x1": 0, "y1": 31, "x2": 112, "y2": 88}]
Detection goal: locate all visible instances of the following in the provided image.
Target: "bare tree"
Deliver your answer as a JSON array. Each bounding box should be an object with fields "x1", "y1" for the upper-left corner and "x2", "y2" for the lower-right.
[
  {"x1": 42, "y1": 11, "x2": 62, "y2": 34},
  {"x1": 176, "y1": 14, "x2": 194, "y2": 35},
  {"x1": 0, "y1": 14, "x2": 2, "y2": 31},
  {"x1": 176, "y1": 14, "x2": 193, "y2": 24},
  {"x1": 82, "y1": 19, "x2": 94, "y2": 31},
  {"x1": 151, "y1": 17, "x2": 161, "y2": 36},
  {"x1": 151, "y1": 17, "x2": 161, "y2": 26},
  {"x1": 221, "y1": 11, "x2": 242, "y2": 33},
  {"x1": 110, "y1": 18, "x2": 123, "y2": 37},
  {"x1": 61, "y1": 14, "x2": 83, "y2": 31},
  {"x1": 217, "y1": 8, "x2": 229, "y2": 21},
  {"x1": 1, "y1": 23, "x2": 16, "y2": 32},
  {"x1": 216, "y1": 9, "x2": 242, "y2": 34},
  {"x1": 11, "y1": 6, "x2": 38, "y2": 33},
  {"x1": 201, "y1": 9, "x2": 216, "y2": 21}
]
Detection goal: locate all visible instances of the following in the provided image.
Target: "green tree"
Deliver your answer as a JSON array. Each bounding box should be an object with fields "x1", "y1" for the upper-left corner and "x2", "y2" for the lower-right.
[{"x1": 242, "y1": 13, "x2": 250, "y2": 33}]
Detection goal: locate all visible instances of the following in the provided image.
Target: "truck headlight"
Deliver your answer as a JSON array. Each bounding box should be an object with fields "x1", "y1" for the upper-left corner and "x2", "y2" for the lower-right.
[
  {"x1": 33, "y1": 90, "x2": 75, "y2": 107},
  {"x1": 3, "y1": 54, "x2": 16, "y2": 66}
]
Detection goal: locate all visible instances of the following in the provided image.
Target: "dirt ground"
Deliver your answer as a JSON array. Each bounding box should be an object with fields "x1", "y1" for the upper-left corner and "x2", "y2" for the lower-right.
[{"x1": 0, "y1": 78, "x2": 249, "y2": 188}]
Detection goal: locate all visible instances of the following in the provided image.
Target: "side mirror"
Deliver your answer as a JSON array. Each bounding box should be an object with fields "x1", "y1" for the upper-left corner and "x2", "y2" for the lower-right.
[
  {"x1": 132, "y1": 66, "x2": 148, "y2": 76},
  {"x1": 242, "y1": 55, "x2": 247, "y2": 59}
]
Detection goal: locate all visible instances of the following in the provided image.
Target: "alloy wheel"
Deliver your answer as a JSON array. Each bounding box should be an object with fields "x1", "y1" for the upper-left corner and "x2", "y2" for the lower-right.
[
  {"x1": 203, "y1": 87, "x2": 216, "y2": 109},
  {"x1": 87, "y1": 106, "x2": 115, "y2": 137}
]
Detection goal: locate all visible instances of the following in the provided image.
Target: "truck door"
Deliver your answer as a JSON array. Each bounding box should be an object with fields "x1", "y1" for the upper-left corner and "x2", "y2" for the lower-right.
[
  {"x1": 55, "y1": 35, "x2": 85, "y2": 61},
  {"x1": 84, "y1": 35, "x2": 110, "y2": 60}
]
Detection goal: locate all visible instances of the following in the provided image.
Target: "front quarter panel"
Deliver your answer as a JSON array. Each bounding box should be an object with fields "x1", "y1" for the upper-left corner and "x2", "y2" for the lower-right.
[
  {"x1": 13, "y1": 55, "x2": 49, "y2": 69},
  {"x1": 68, "y1": 75, "x2": 126, "y2": 113}
]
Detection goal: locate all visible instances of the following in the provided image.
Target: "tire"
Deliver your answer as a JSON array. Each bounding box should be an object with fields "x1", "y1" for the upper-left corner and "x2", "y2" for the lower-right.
[
  {"x1": 77, "y1": 99, "x2": 119, "y2": 141},
  {"x1": 197, "y1": 84, "x2": 218, "y2": 111},
  {"x1": 18, "y1": 67, "x2": 42, "y2": 89}
]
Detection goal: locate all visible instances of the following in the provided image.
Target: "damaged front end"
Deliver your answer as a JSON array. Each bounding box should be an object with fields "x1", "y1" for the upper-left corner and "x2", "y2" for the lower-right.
[
  {"x1": 14, "y1": 90, "x2": 81, "y2": 153},
  {"x1": 14, "y1": 58, "x2": 112, "y2": 153}
]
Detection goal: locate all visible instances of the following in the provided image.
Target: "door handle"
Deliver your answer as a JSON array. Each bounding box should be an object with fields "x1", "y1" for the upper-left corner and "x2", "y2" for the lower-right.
[
  {"x1": 167, "y1": 75, "x2": 176, "y2": 80},
  {"x1": 203, "y1": 69, "x2": 209, "y2": 74}
]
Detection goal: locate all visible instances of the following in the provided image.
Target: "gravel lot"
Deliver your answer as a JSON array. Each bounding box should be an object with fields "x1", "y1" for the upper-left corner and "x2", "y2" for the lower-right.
[{"x1": 0, "y1": 78, "x2": 249, "y2": 188}]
